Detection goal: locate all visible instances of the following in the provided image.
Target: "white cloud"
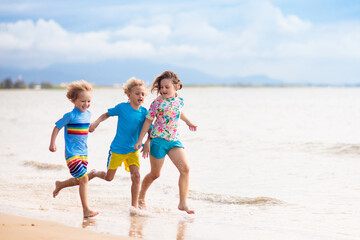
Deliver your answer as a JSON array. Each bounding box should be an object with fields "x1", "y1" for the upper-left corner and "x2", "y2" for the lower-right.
[
  {"x1": 0, "y1": 19, "x2": 155, "y2": 67},
  {"x1": 269, "y1": 3, "x2": 312, "y2": 34},
  {"x1": 274, "y1": 22, "x2": 360, "y2": 60},
  {"x1": 114, "y1": 25, "x2": 171, "y2": 43},
  {"x1": 0, "y1": 0, "x2": 359, "y2": 83}
]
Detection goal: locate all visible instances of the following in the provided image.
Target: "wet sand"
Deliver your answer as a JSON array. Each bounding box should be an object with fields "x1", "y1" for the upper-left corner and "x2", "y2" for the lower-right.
[{"x1": 0, "y1": 213, "x2": 133, "y2": 240}]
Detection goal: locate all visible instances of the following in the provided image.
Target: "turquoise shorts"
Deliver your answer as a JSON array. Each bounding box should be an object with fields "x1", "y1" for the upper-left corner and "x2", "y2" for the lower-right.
[{"x1": 150, "y1": 137, "x2": 184, "y2": 159}]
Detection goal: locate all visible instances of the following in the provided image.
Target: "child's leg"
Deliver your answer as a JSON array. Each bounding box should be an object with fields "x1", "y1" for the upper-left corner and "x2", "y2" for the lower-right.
[
  {"x1": 53, "y1": 169, "x2": 102, "y2": 198},
  {"x1": 138, "y1": 156, "x2": 165, "y2": 209},
  {"x1": 96, "y1": 151, "x2": 121, "y2": 181},
  {"x1": 53, "y1": 177, "x2": 78, "y2": 198},
  {"x1": 96, "y1": 169, "x2": 117, "y2": 181},
  {"x1": 78, "y1": 175, "x2": 99, "y2": 218},
  {"x1": 167, "y1": 148, "x2": 194, "y2": 214},
  {"x1": 129, "y1": 165, "x2": 140, "y2": 208}
]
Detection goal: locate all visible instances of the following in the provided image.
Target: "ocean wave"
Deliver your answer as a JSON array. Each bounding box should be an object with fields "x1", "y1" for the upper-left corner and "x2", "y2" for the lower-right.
[
  {"x1": 188, "y1": 190, "x2": 283, "y2": 205},
  {"x1": 23, "y1": 161, "x2": 64, "y2": 170},
  {"x1": 289, "y1": 142, "x2": 360, "y2": 156},
  {"x1": 326, "y1": 143, "x2": 360, "y2": 156}
]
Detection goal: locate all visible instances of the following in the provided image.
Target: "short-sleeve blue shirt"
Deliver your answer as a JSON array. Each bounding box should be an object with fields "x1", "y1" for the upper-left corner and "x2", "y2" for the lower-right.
[
  {"x1": 108, "y1": 102, "x2": 148, "y2": 154},
  {"x1": 55, "y1": 108, "x2": 91, "y2": 158}
]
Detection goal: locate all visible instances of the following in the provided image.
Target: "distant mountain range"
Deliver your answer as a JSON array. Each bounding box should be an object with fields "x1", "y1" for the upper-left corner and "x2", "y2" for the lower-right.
[{"x1": 0, "y1": 59, "x2": 287, "y2": 87}]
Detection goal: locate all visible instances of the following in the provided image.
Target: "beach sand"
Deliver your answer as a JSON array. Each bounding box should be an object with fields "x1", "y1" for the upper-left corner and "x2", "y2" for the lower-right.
[{"x1": 0, "y1": 213, "x2": 133, "y2": 240}]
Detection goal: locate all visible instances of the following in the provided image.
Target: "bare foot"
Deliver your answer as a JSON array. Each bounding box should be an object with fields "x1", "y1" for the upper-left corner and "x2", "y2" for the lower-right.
[
  {"x1": 84, "y1": 210, "x2": 99, "y2": 219},
  {"x1": 53, "y1": 181, "x2": 61, "y2": 198},
  {"x1": 138, "y1": 199, "x2": 146, "y2": 210},
  {"x1": 178, "y1": 204, "x2": 195, "y2": 214},
  {"x1": 129, "y1": 206, "x2": 140, "y2": 216}
]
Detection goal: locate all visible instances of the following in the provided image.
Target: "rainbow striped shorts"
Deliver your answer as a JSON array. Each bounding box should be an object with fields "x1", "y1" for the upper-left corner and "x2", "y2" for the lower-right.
[{"x1": 65, "y1": 155, "x2": 88, "y2": 179}]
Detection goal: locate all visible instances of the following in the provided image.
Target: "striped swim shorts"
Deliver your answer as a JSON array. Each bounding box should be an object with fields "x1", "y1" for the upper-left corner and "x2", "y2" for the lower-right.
[{"x1": 65, "y1": 155, "x2": 88, "y2": 179}]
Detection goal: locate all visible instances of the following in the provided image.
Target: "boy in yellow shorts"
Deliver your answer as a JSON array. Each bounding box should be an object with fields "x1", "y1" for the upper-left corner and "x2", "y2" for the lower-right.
[{"x1": 90, "y1": 77, "x2": 151, "y2": 209}]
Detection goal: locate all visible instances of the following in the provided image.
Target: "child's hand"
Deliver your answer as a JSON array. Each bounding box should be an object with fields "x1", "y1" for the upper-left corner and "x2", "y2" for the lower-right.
[
  {"x1": 134, "y1": 141, "x2": 142, "y2": 150},
  {"x1": 49, "y1": 144, "x2": 57, "y2": 152},
  {"x1": 187, "y1": 122, "x2": 197, "y2": 131},
  {"x1": 141, "y1": 140, "x2": 150, "y2": 158},
  {"x1": 89, "y1": 122, "x2": 98, "y2": 133}
]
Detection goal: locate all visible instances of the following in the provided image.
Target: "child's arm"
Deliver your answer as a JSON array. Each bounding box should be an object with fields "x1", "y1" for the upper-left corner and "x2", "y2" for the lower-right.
[
  {"x1": 180, "y1": 112, "x2": 197, "y2": 131},
  {"x1": 134, "y1": 119, "x2": 153, "y2": 150},
  {"x1": 49, "y1": 126, "x2": 60, "y2": 152},
  {"x1": 89, "y1": 112, "x2": 110, "y2": 132}
]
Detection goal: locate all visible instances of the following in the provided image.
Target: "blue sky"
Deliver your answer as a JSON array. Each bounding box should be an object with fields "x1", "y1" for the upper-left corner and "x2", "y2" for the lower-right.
[{"x1": 0, "y1": 0, "x2": 359, "y2": 84}]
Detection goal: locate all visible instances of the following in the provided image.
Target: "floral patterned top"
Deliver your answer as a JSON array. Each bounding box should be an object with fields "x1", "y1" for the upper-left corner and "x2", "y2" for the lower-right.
[{"x1": 146, "y1": 96, "x2": 184, "y2": 141}]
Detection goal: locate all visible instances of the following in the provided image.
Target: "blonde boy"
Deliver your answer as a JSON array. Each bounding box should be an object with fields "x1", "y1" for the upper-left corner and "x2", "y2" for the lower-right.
[
  {"x1": 49, "y1": 80, "x2": 99, "y2": 218},
  {"x1": 90, "y1": 77, "x2": 151, "y2": 209}
]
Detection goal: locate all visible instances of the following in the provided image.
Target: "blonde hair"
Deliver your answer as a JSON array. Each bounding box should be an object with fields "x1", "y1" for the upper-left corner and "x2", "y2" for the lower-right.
[
  {"x1": 151, "y1": 70, "x2": 182, "y2": 95},
  {"x1": 123, "y1": 77, "x2": 147, "y2": 95},
  {"x1": 66, "y1": 80, "x2": 93, "y2": 101}
]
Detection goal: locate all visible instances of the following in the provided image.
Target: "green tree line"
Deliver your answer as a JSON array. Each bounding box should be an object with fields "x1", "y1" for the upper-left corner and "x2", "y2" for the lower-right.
[{"x1": 0, "y1": 77, "x2": 53, "y2": 89}]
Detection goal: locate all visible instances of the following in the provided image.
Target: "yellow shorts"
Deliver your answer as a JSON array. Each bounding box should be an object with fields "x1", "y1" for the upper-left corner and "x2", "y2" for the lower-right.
[{"x1": 107, "y1": 151, "x2": 140, "y2": 172}]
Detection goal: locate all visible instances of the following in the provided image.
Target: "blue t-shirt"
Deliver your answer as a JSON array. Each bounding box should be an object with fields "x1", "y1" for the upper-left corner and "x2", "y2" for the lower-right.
[
  {"x1": 55, "y1": 108, "x2": 91, "y2": 158},
  {"x1": 108, "y1": 102, "x2": 148, "y2": 154}
]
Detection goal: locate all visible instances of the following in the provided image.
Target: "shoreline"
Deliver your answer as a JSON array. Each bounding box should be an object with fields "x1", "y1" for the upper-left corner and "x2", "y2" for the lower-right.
[{"x1": 0, "y1": 213, "x2": 133, "y2": 240}]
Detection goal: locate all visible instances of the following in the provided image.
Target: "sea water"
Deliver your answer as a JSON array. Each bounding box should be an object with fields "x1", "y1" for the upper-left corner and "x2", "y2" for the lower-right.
[{"x1": 0, "y1": 87, "x2": 359, "y2": 240}]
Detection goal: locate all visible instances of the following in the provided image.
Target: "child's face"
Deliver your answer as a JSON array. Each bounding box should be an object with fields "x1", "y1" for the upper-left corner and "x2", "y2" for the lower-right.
[
  {"x1": 160, "y1": 78, "x2": 176, "y2": 99},
  {"x1": 72, "y1": 90, "x2": 92, "y2": 112},
  {"x1": 127, "y1": 85, "x2": 146, "y2": 108}
]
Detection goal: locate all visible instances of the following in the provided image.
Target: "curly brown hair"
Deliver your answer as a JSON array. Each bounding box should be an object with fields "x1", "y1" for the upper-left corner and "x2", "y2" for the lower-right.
[
  {"x1": 66, "y1": 80, "x2": 93, "y2": 101},
  {"x1": 123, "y1": 77, "x2": 147, "y2": 96},
  {"x1": 151, "y1": 70, "x2": 182, "y2": 95}
]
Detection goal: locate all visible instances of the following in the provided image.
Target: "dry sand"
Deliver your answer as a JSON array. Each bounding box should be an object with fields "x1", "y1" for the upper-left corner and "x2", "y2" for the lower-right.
[{"x1": 0, "y1": 213, "x2": 133, "y2": 240}]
